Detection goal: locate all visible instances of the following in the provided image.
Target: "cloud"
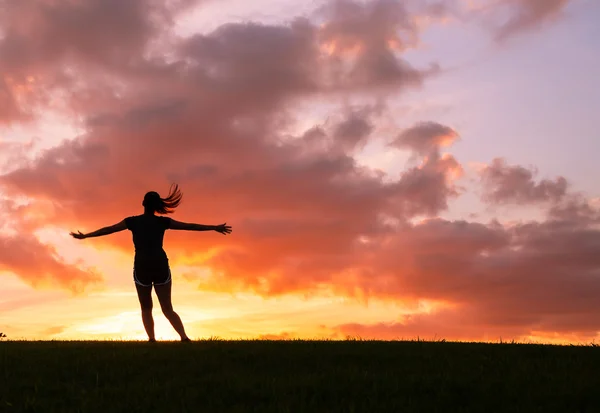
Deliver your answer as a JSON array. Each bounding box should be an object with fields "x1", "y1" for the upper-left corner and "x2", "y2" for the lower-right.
[
  {"x1": 0, "y1": 77, "x2": 28, "y2": 124},
  {"x1": 320, "y1": 0, "x2": 417, "y2": 53},
  {"x1": 386, "y1": 121, "x2": 463, "y2": 217},
  {"x1": 42, "y1": 325, "x2": 67, "y2": 336},
  {"x1": 439, "y1": 0, "x2": 574, "y2": 42},
  {"x1": 0, "y1": 0, "x2": 203, "y2": 124},
  {"x1": 318, "y1": 0, "x2": 439, "y2": 90},
  {"x1": 0, "y1": 137, "x2": 39, "y2": 174},
  {"x1": 547, "y1": 195, "x2": 600, "y2": 225},
  {"x1": 0, "y1": 1, "x2": 448, "y2": 239},
  {"x1": 0, "y1": 233, "x2": 101, "y2": 293},
  {"x1": 390, "y1": 121, "x2": 459, "y2": 156},
  {"x1": 479, "y1": 158, "x2": 568, "y2": 205},
  {"x1": 179, "y1": 20, "x2": 321, "y2": 111},
  {"x1": 335, "y1": 214, "x2": 600, "y2": 340},
  {"x1": 0, "y1": 0, "x2": 200, "y2": 73},
  {"x1": 387, "y1": 152, "x2": 464, "y2": 217},
  {"x1": 296, "y1": 104, "x2": 383, "y2": 156},
  {"x1": 495, "y1": 0, "x2": 571, "y2": 41},
  {"x1": 0, "y1": 0, "x2": 438, "y2": 127},
  {"x1": 0, "y1": 199, "x2": 101, "y2": 293},
  {"x1": 332, "y1": 109, "x2": 374, "y2": 153}
]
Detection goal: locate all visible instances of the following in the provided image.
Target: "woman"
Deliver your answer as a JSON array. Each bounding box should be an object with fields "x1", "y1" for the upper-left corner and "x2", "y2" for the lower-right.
[{"x1": 70, "y1": 184, "x2": 232, "y2": 342}]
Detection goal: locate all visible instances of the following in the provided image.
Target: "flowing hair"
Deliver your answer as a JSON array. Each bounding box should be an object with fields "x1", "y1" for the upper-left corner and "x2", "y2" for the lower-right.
[{"x1": 143, "y1": 184, "x2": 183, "y2": 214}]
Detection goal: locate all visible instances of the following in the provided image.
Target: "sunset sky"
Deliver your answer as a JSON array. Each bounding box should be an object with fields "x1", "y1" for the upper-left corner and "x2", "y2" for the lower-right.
[{"x1": 1, "y1": 0, "x2": 599, "y2": 343}]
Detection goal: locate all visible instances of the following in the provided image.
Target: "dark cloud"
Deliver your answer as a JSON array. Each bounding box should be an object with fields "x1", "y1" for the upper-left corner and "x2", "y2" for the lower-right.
[
  {"x1": 547, "y1": 196, "x2": 600, "y2": 226},
  {"x1": 332, "y1": 108, "x2": 374, "y2": 153},
  {"x1": 480, "y1": 158, "x2": 568, "y2": 205},
  {"x1": 0, "y1": 0, "x2": 200, "y2": 73},
  {"x1": 179, "y1": 20, "x2": 321, "y2": 112},
  {"x1": 388, "y1": 152, "x2": 463, "y2": 217},
  {"x1": 295, "y1": 105, "x2": 382, "y2": 156}
]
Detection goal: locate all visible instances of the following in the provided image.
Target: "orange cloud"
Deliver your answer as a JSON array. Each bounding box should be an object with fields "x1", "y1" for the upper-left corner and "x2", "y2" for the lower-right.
[
  {"x1": 390, "y1": 121, "x2": 459, "y2": 156},
  {"x1": 0, "y1": 198, "x2": 101, "y2": 293},
  {"x1": 0, "y1": 232, "x2": 101, "y2": 293}
]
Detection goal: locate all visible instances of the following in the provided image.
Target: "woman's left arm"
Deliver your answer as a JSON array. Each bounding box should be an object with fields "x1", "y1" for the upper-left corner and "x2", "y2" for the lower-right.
[{"x1": 70, "y1": 220, "x2": 128, "y2": 239}]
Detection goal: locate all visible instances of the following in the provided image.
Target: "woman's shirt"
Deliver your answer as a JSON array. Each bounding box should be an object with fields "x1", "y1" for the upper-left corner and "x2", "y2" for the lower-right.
[{"x1": 125, "y1": 214, "x2": 172, "y2": 263}]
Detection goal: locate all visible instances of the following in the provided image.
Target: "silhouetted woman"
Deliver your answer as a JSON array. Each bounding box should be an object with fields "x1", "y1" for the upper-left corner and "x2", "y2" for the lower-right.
[{"x1": 70, "y1": 184, "x2": 232, "y2": 342}]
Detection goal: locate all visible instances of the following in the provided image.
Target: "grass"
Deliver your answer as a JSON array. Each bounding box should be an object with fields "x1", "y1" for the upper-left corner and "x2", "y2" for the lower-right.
[{"x1": 1, "y1": 339, "x2": 600, "y2": 412}]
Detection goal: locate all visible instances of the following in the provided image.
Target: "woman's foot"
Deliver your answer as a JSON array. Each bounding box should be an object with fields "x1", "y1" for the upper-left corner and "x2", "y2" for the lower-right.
[
  {"x1": 181, "y1": 337, "x2": 191, "y2": 342},
  {"x1": 148, "y1": 338, "x2": 156, "y2": 343}
]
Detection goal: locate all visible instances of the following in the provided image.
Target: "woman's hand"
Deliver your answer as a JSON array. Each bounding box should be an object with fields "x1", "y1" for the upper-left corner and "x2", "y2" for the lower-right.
[
  {"x1": 214, "y1": 223, "x2": 232, "y2": 235},
  {"x1": 70, "y1": 231, "x2": 87, "y2": 240}
]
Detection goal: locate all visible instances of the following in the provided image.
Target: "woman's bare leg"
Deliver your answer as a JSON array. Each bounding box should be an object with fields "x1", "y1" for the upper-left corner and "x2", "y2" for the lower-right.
[
  {"x1": 135, "y1": 283, "x2": 155, "y2": 341},
  {"x1": 155, "y1": 281, "x2": 189, "y2": 340}
]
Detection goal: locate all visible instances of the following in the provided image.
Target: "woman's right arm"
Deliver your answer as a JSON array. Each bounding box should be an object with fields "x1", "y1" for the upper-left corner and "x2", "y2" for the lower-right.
[{"x1": 169, "y1": 219, "x2": 232, "y2": 235}]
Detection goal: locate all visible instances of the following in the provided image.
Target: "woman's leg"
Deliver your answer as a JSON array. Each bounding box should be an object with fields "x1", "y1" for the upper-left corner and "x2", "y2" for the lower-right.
[
  {"x1": 135, "y1": 283, "x2": 155, "y2": 341},
  {"x1": 155, "y1": 280, "x2": 189, "y2": 340}
]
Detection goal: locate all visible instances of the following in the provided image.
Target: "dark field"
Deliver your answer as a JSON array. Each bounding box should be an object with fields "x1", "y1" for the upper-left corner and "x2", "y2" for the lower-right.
[{"x1": 1, "y1": 340, "x2": 600, "y2": 413}]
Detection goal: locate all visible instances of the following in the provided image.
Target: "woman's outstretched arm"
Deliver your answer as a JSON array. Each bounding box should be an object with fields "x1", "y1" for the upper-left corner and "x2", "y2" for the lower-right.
[
  {"x1": 169, "y1": 220, "x2": 232, "y2": 235},
  {"x1": 70, "y1": 220, "x2": 128, "y2": 239}
]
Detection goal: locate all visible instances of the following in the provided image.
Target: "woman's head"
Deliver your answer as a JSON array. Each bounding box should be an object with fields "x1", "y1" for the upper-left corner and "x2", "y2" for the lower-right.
[{"x1": 142, "y1": 184, "x2": 183, "y2": 214}]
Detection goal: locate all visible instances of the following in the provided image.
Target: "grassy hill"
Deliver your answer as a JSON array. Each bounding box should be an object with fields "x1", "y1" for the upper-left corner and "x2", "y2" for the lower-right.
[{"x1": 1, "y1": 339, "x2": 599, "y2": 412}]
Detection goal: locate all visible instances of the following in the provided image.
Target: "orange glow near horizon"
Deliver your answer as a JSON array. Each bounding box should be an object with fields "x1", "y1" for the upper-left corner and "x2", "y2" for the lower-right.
[{"x1": 1, "y1": 0, "x2": 599, "y2": 346}]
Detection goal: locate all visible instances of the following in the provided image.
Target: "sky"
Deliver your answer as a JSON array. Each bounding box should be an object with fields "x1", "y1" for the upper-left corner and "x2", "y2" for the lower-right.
[{"x1": 1, "y1": 0, "x2": 599, "y2": 343}]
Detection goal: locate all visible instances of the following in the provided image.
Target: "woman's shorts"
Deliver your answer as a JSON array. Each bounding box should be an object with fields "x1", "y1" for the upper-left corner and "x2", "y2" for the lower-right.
[{"x1": 133, "y1": 259, "x2": 171, "y2": 287}]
